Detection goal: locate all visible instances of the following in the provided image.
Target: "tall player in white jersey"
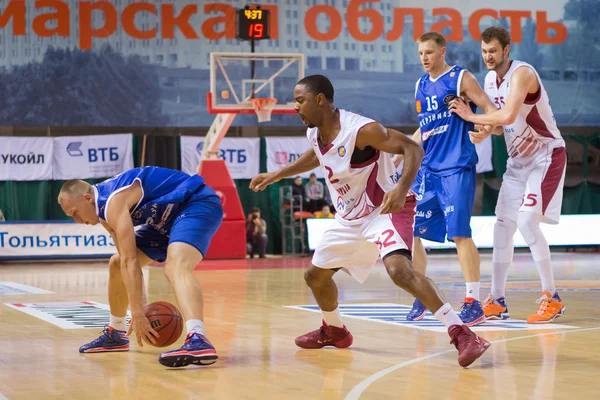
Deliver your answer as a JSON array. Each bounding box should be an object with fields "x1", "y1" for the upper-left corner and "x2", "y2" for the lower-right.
[
  {"x1": 251, "y1": 75, "x2": 490, "y2": 368},
  {"x1": 450, "y1": 26, "x2": 566, "y2": 324}
]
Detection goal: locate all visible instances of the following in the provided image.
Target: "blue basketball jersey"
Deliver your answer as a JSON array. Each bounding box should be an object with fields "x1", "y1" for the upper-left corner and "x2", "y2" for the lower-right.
[
  {"x1": 94, "y1": 167, "x2": 206, "y2": 235},
  {"x1": 415, "y1": 66, "x2": 478, "y2": 175}
]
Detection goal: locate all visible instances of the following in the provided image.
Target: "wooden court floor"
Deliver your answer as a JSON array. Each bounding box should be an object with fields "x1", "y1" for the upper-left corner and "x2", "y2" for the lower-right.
[{"x1": 0, "y1": 251, "x2": 599, "y2": 400}]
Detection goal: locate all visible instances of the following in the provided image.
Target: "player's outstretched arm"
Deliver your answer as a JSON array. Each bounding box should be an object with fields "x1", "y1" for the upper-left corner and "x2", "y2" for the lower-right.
[
  {"x1": 356, "y1": 123, "x2": 423, "y2": 213},
  {"x1": 250, "y1": 148, "x2": 319, "y2": 192},
  {"x1": 105, "y1": 185, "x2": 158, "y2": 347},
  {"x1": 449, "y1": 67, "x2": 535, "y2": 126},
  {"x1": 391, "y1": 128, "x2": 421, "y2": 167}
]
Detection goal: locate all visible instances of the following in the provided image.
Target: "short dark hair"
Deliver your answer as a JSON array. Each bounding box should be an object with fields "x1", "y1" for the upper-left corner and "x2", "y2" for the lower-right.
[
  {"x1": 481, "y1": 26, "x2": 511, "y2": 49},
  {"x1": 418, "y1": 32, "x2": 446, "y2": 47},
  {"x1": 309, "y1": 173, "x2": 317, "y2": 178},
  {"x1": 297, "y1": 74, "x2": 334, "y2": 102},
  {"x1": 251, "y1": 207, "x2": 260, "y2": 213}
]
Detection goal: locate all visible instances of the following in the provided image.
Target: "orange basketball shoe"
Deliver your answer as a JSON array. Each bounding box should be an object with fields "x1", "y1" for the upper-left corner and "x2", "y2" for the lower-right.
[
  {"x1": 527, "y1": 291, "x2": 565, "y2": 324},
  {"x1": 483, "y1": 294, "x2": 510, "y2": 320}
]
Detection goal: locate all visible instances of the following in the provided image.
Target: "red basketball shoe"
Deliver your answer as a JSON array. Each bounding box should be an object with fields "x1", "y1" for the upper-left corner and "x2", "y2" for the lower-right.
[{"x1": 295, "y1": 320, "x2": 353, "y2": 349}]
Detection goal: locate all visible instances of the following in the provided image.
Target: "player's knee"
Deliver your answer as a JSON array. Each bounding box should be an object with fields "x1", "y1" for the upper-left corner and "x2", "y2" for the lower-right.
[
  {"x1": 494, "y1": 218, "x2": 517, "y2": 249},
  {"x1": 384, "y1": 254, "x2": 415, "y2": 288},
  {"x1": 517, "y1": 213, "x2": 541, "y2": 245},
  {"x1": 163, "y1": 261, "x2": 177, "y2": 284},
  {"x1": 108, "y1": 254, "x2": 121, "y2": 278},
  {"x1": 303, "y1": 266, "x2": 328, "y2": 288}
]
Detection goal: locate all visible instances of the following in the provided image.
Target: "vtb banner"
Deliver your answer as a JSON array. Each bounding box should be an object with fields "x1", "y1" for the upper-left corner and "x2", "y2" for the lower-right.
[
  {"x1": 0, "y1": 0, "x2": 593, "y2": 127},
  {"x1": 0, "y1": 134, "x2": 133, "y2": 181},
  {"x1": 180, "y1": 136, "x2": 260, "y2": 179},
  {"x1": 0, "y1": 137, "x2": 53, "y2": 181},
  {"x1": 52, "y1": 134, "x2": 134, "y2": 180}
]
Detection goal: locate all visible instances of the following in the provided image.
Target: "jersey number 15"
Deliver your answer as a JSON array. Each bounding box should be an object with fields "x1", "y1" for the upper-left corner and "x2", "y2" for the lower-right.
[{"x1": 425, "y1": 96, "x2": 438, "y2": 111}]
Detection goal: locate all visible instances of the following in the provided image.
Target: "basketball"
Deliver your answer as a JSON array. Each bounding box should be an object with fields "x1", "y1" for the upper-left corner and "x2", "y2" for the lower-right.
[
  {"x1": 144, "y1": 301, "x2": 184, "y2": 347},
  {"x1": 221, "y1": 89, "x2": 230, "y2": 99}
]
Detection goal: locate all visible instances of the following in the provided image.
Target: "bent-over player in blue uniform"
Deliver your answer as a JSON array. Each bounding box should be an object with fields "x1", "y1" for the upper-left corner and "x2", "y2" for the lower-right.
[
  {"x1": 398, "y1": 32, "x2": 498, "y2": 325},
  {"x1": 58, "y1": 166, "x2": 223, "y2": 368}
]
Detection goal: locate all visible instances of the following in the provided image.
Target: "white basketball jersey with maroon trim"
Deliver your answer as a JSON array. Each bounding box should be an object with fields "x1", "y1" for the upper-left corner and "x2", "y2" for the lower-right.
[
  {"x1": 484, "y1": 60, "x2": 564, "y2": 164},
  {"x1": 306, "y1": 109, "x2": 398, "y2": 225}
]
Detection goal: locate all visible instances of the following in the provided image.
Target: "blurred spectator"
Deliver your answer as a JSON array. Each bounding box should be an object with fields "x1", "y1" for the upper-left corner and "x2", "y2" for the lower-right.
[
  {"x1": 246, "y1": 207, "x2": 267, "y2": 258},
  {"x1": 305, "y1": 173, "x2": 326, "y2": 213},
  {"x1": 291, "y1": 176, "x2": 305, "y2": 206},
  {"x1": 315, "y1": 205, "x2": 334, "y2": 219},
  {"x1": 0, "y1": 208, "x2": 5, "y2": 221}
]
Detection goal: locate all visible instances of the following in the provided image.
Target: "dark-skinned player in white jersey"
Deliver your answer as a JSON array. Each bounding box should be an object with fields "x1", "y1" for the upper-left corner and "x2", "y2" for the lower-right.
[{"x1": 250, "y1": 74, "x2": 490, "y2": 368}]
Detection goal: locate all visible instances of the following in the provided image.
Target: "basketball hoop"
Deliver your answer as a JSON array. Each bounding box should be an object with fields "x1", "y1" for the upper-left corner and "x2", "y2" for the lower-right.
[{"x1": 251, "y1": 97, "x2": 278, "y2": 123}]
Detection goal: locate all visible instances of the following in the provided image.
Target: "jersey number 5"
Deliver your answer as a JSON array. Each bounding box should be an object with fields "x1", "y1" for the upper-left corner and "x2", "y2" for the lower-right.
[{"x1": 494, "y1": 96, "x2": 505, "y2": 109}]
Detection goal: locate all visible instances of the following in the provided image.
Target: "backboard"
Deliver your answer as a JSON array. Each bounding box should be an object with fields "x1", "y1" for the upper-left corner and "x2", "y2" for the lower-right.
[{"x1": 207, "y1": 52, "x2": 304, "y2": 116}]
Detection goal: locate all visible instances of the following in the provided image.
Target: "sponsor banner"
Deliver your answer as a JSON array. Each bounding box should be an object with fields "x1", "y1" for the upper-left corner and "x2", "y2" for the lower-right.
[
  {"x1": 0, "y1": 282, "x2": 54, "y2": 295},
  {"x1": 0, "y1": 222, "x2": 116, "y2": 259},
  {"x1": 265, "y1": 137, "x2": 324, "y2": 179},
  {"x1": 0, "y1": 137, "x2": 53, "y2": 181},
  {"x1": 180, "y1": 136, "x2": 260, "y2": 179},
  {"x1": 53, "y1": 134, "x2": 134, "y2": 179},
  {"x1": 267, "y1": 137, "x2": 492, "y2": 179},
  {"x1": 4, "y1": 301, "x2": 130, "y2": 329},
  {"x1": 307, "y1": 214, "x2": 600, "y2": 251},
  {"x1": 286, "y1": 303, "x2": 579, "y2": 332}
]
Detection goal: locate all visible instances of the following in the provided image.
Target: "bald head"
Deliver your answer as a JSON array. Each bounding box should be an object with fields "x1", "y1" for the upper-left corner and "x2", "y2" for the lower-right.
[
  {"x1": 58, "y1": 179, "x2": 93, "y2": 204},
  {"x1": 58, "y1": 180, "x2": 99, "y2": 225}
]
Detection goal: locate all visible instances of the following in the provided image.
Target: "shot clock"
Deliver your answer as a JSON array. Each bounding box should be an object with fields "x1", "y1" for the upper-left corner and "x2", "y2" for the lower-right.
[{"x1": 237, "y1": 7, "x2": 271, "y2": 40}]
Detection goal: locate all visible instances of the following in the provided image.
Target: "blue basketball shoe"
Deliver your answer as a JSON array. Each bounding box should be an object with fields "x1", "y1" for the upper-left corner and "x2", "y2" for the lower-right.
[
  {"x1": 458, "y1": 298, "x2": 486, "y2": 326},
  {"x1": 79, "y1": 325, "x2": 130, "y2": 353},
  {"x1": 159, "y1": 331, "x2": 218, "y2": 368},
  {"x1": 406, "y1": 298, "x2": 428, "y2": 321}
]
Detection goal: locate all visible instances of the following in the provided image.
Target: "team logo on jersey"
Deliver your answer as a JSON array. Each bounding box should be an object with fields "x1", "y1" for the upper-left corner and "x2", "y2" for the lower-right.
[
  {"x1": 337, "y1": 146, "x2": 346, "y2": 157},
  {"x1": 336, "y1": 196, "x2": 345, "y2": 211},
  {"x1": 416, "y1": 100, "x2": 422, "y2": 113},
  {"x1": 132, "y1": 210, "x2": 142, "y2": 221},
  {"x1": 443, "y1": 94, "x2": 457, "y2": 104},
  {"x1": 450, "y1": 72, "x2": 456, "y2": 77}
]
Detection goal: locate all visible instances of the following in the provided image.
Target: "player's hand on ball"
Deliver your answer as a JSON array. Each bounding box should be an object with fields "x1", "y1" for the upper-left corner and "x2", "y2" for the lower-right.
[
  {"x1": 469, "y1": 124, "x2": 493, "y2": 144},
  {"x1": 127, "y1": 314, "x2": 159, "y2": 347},
  {"x1": 250, "y1": 172, "x2": 279, "y2": 192},
  {"x1": 380, "y1": 189, "x2": 407, "y2": 214}
]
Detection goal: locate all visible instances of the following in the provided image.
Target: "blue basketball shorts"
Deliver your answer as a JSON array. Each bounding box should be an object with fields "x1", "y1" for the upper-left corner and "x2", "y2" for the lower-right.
[
  {"x1": 411, "y1": 166, "x2": 476, "y2": 243},
  {"x1": 135, "y1": 185, "x2": 223, "y2": 262}
]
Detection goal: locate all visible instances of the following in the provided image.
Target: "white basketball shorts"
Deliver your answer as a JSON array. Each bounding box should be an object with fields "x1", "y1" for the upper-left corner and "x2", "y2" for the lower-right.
[
  {"x1": 496, "y1": 147, "x2": 566, "y2": 224},
  {"x1": 312, "y1": 195, "x2": 416, "y2": 283}
]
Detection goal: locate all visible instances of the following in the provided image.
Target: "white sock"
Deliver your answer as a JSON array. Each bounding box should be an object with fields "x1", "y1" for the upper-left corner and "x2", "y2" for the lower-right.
[
  {"x1": 322, "y1": 307, "x2": 343, "y2": 328},
  {"x1": 434, "y1": 303, "x2": 463, "y2": 328},
  {"x1": 518, "y1": 213, "x2": 556, "y2": 296},
  {"x1": 492, "y1": 217, "x2": 517, "y2": 299},
  {"x1": 466, "y1": 282, "x2": 480, "y2": 301},
  {"x1": 110, "y1": 314, "x2": 126, "y2": 332},
  {"x1": 491, "y1": 262, "x2": 511, "y2": 298},
  {"x1": 185, "y1": 319, "x2": 206, "y2": 336},
  {"x1": 534, "y1": 258, "x2": 556, "y2": 295}
]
